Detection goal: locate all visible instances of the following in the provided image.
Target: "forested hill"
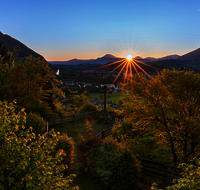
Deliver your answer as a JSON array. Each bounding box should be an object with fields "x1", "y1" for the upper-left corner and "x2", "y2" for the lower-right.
[{"x1": 0, "y1": 31, "x2": 46, "y2": 60}]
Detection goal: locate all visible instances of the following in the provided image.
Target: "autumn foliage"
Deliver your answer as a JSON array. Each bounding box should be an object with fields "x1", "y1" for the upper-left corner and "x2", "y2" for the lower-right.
[
  {"x1": 0, "y1": 101, "x2": 78, "y2": 189},
  {"x1": 117, "y1": 69, "x2": 200, "y2": 163}
]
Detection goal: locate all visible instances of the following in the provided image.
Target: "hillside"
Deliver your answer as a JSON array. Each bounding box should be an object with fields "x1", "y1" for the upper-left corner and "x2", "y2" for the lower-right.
[
  {"x1": 0, "y1": 31, "x2": 45, "y2": 60},
  {"x1": 179, "y1": 47, "x2": 200, "y2": 61}
]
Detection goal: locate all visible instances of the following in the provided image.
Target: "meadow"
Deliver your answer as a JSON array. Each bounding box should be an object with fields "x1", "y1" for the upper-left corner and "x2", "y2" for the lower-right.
[{"x1": 87, "y1": 91, "x2": 123, "y2": 104}]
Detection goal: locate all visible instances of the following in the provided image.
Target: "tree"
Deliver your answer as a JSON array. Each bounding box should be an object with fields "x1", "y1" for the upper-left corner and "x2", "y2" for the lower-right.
[
  {"x1": 0, "y1": 54, "x2": 65, "y2": 119},
  {"x1": 120, "y1": 69, "x2": 200, "y2": 163},
  {"x1": 78, "y1": 102, "x2": 97, "y2": 113},
  {"x1": 66, "y1": 90, "x2": 90, "y2": 114},
  {"x1": 0, "y1": 100, "x2": 78, "y2": 189},
  {"x1": 0, "y1": 39, "x2": 10, "y2": 64}
]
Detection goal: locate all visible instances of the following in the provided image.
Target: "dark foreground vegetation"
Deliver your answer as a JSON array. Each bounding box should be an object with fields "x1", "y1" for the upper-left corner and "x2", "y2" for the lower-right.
[{"x1": 1, "y1": 41, "x2": 200, "y2": 189}]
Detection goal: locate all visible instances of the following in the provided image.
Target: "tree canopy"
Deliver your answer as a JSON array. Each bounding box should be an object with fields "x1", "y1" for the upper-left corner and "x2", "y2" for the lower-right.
[
  {"x1": 118, "y1": 69, "x2": 200, "y2": 163},
  {"x1": 0, "y1": 48, "x2": 65, "y2": 120}
]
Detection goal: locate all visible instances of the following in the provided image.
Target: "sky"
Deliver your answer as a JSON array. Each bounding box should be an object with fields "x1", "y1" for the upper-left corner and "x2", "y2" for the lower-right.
[{"x1": 1, "y1": 0, "x2": 200, "y2": 61}]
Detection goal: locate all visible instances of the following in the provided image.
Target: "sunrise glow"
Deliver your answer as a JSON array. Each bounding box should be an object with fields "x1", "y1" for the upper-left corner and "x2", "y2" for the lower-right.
[
  {"x1": 126, "y1": 54, "x2": 133, "y2": 61},
  {"x1": 94, "y1": 53, "x2": 159, "y2": 95}
]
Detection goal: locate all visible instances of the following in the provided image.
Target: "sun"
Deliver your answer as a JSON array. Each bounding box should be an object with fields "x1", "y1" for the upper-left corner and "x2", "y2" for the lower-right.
[
  {"x1": 91, "y1": 50, "x2": 158, "y2": 94},
  {"x1": 126, "y1": 54, "x2": 133, "y2": 61}
]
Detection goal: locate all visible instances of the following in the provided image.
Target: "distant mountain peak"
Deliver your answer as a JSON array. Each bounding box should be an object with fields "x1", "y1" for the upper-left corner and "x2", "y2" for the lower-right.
[
  {"x1": 144, "y1": 57, "x2": 156, "y2": 59},
  {"x1": 101, "y1": 54, "x2": 118, "y2": 59},
  {"x1": 134, "y1": 56, "x2": 143, "y2": 59}
]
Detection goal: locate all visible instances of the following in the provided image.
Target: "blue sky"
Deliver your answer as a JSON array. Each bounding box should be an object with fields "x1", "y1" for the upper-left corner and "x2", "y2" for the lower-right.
[{"x1": 1, "y1": 0, "x2": 200, "y2": 61}]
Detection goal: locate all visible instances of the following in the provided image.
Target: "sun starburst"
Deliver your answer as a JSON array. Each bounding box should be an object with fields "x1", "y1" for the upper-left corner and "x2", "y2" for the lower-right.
[
  {"x1": 95, "y1": 56, "x2": 157, "y2": 89},
  {"x1": 126, "y1": 54, "x2": 133, "y2": 61}
]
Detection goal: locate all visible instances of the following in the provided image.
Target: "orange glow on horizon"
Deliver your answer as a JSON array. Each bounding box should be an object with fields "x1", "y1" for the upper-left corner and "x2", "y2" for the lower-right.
[
  {"x1": 44, "y1": 50, "x2": 173, "y2": 62},
  {"x1": 94, "y1": 55, "x2": 159, "y2": 94}
]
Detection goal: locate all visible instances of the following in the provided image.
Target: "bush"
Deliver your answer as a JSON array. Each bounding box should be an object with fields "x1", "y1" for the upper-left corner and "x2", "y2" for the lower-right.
[
  {"x1": 25, "y1": 112, "x2": 46, "y2": 135},
  {"x1": 0, "y1": 101, "x2": 78, "y2": 189},
  {"x1": 112, "y1": 121, "x2": 172, "y2": 163},
  {"x1": 128, "y1": 135, "x2": 172, "y2": 163},
  {"x1": 89, "y1": 137, "x2": 140, "y2": 190},
  {"x1": 78, "y1": 102, "x2": 97, "y2": 113},
  {"x1": 23, "y1": 99, "x2": 58, "y2": 120},
  {"x1": 54, "y1": 133, "x2": 75, "y2": 171},
  {"x1": 76, "y1": 136, "x2": 103, "y2": 172},
  {"x1": 76, "y1": 119, "x2": 103, "y2": 171},
  {"x1": 112, "y1": 121, "x2": 135, "y2": 141}
]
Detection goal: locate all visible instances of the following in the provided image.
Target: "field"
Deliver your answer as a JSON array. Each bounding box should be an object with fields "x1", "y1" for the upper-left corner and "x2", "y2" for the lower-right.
[{"x1": 87, "y1": 91, "x2": 123, "y2": 104}]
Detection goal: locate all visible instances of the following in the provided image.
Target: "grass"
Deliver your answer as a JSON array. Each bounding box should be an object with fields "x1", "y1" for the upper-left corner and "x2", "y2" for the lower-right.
[{"x1": 87, "y1": 91, "x2": 123, "y2": 104}]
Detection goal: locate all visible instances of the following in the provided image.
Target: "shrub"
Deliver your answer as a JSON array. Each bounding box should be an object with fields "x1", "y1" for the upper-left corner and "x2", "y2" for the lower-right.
[
  {"x1": 54, "y1": 133, "x2": 75, "y2": 171},
  {"x1": 89, "y1": 137, "x2": 140, "y2": 190},
  {"x1": 19, "y1": 98, "x2": 58, "y2": 120},
  {"x1": 25, "y1": 112, "x2": 46, "y2": 135},
  {"x1": 106, "y1": 104, "x2": 116, "y2": 112},
  {"x1": 76, "y1": 119, "x2": 103, "y2": 171},
  {"x1": 0, "y1": 101, "x2": 78, "y2": 189},
  {"x1": 128, "y1": 135, "x2": 172, "y2": 163},
  {"x1": 112, "y1": 121, "x2": 135, "y2": 141},
  {"x1": 112, "y1": 121, "x2": 172, "y2": 162},
  {"x1": 78, "y1": 102, "x2": 97, "y2": 113},
  {"x1": 76, "y1": 136, "x2": 103, "y2": 172}
]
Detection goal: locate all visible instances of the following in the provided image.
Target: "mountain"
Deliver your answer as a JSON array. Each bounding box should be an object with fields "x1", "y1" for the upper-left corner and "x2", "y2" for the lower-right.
[
  {"x1": 141, "y1": 55, "x2": 179, "y2": 62},
  {"x1": 179, "y1": 47, "x2": 200, "y2": 61},
  {"x1": 144, "y1": 57, "x2": 157, "y2": 61},
  {"x1": 88, "y1": 54, "x2": 122, "y2": 64},
  {"x1": 50, "y1": 53, "x2": 181, "y2": 65},
  {"x1": 136, "y1": 55, "x2": 180, "y2": 63},
  {"x1": 144, "y1": 57, "x2": 156, "y2": 59},
  {"x1": 50, "y1": 54, "x2": 123, "y2": 65},
  {"x1": 100, "y1": 54, "x2": 119, "y2": 59},
  {"x1": 0, "y1": 31, "x2": 46, "y2": 60},
  {"x1": 134, "y1": 56, "x2": 143, "y2": 59},
  {"x1": 157, "y1": 54, "x2": 180, "y2": 61},
  {"x1": 51, "y1": 58, "x2": 86, "y2": 65},
  {"x1": 50, "y1": 47, "x2": 200, "y2": 66}
]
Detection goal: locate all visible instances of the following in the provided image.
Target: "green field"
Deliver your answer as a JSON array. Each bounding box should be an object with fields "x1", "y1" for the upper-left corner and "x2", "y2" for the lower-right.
[{"x1": 88, "y1": 91, "x2": 123, "y2": 104}]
